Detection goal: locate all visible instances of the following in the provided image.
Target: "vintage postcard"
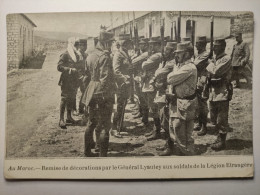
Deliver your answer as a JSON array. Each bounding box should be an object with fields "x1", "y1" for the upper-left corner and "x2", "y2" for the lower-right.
[{"x1": 4, "y1": 11, "x2": 254, "y2": 179}]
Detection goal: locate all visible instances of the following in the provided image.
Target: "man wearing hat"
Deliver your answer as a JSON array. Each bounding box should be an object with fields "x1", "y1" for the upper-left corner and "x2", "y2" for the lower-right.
[
  {"x1": 142, "y1": 36, "x2": 162, "y2": 141},
  {"x1": 206, "y1": 38, "x2": 233, "y2": 151},
  {"x1": 231, "y1": 32, "x2": 251, "y2": 88},
  {"x1": 112, "y1": 34, "x2": 134, "y2": 136},
  {"x1": 193, "y1": 36, "x2": 210, "y2": 136},
  {"x1": 167, "y1": 42, "x2": 198, "y2": 155},
  {"x1": 153, "y1": 41, "x2": 177, "y2": 155},
  {"x1": 81, "y1": 31, "x2": 116, "y2": 157},
  {"x1": 131, "y1": 38, "x2": 150, "y2": 123}
]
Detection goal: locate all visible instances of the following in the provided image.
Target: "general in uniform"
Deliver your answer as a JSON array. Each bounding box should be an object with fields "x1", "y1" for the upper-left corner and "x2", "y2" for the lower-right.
[
  {"x1": 81, "y1": 31, "x2": 115, "y2": 157},
  {"x1": 206, "y1": 38, "x2": 233, "y2": 151},
  {"x1": 231, "y1": 32, "x2": 251, "y2": 88},
  {"x1": 167, "y1": 42, "x2": 198, "y2": 155}
]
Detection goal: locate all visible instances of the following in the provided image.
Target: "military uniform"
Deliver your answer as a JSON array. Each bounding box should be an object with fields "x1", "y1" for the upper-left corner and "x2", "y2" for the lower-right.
[
  {"x1": 112, "y1": 35, "x2": 133, "y2": 132},
  {"x1": 231, "y1": 35, "x2": 251, "y2": 87},
  {"x1": 167, "y1": 43, "x2": 198, "y2": 155},
  {"x1": 81, "y1": 33, "x2": 115, "y2": 157}
]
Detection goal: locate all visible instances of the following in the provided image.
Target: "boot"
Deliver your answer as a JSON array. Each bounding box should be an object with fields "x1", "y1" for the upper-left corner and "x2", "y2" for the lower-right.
[
  {"x1": 159, "y1": 139, "x2": 174, "y2": 156},
  {"x1": 197, "y1": 124, "x2": 207, "y2": 136},
  {"x1": 211, "y1": 133, "x2": 227, "y2": 151},
  {"x1": 59, "y1": 119, "x2": 66, "y2": 129},
  {"x1": 193, "y1": 123, "x2": 201, "y2": 131},
  {"x1": 147, "y1": 118, "x2": 161, "y2": 141},
  {"x1": 59, "y1": 98, "x2": 67, "y2": 129},
  {"x1": 99, "y1": 130, "x2": 109, "y2": 157},
  {"x1": 66, "y1": 109, "x2": 76, "y2": 124}
]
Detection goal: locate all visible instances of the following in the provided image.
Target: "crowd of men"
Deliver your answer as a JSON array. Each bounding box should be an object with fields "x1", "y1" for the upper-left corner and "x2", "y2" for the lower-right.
[{"x1": 57, "y1": 30, "x2": 251, "y2": 157}]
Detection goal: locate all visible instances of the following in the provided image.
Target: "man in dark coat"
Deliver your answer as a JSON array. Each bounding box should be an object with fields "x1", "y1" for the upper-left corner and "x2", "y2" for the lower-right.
[
  {"x1": 81, "y1": 31, "x2": 115, "y2": 157},
  {"x1": 57, "y1": 37, "x2": 81, "y2": 129},
  {"x1": 111, "y1": 34, "x2": 134, "y2": 137}
]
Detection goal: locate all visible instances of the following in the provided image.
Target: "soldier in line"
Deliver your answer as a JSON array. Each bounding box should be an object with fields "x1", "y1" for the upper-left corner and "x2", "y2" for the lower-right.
[
  {"x1": 206, "y1": 38, "x2": 233, "y2": 151},
  {"x1": 167, "y1": 42, "x2": 198, "y2": 155},
  {"x1": 142, "y1": 37, "x2": 162, "y2": 141},
  {"x1": 57, "y1": 37, "x2": 81, "y2": 129},
  {"x1": 193, "y1": 36, "x2": 210, "y2": 136},
  {"x1": 81, "y1": 31, "x2": 115, "y2": 157},
  {"x1": 231, "y1": 32, "x2": 251, "y2": 88},
  {"x1": 131, "y1": 38, "x2": 150, "y2": 124},
  {"x1": 153, "y1": 41, "x2": 177, "y2": 156},
  {"x1": 112, "y1": 34, "x2": 134, "y2": 136}
]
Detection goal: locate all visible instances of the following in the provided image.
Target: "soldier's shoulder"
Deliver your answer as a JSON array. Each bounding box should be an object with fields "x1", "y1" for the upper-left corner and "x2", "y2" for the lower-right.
[{"x1": 149, "y1": 53, "x2": 162, "y2": 61}]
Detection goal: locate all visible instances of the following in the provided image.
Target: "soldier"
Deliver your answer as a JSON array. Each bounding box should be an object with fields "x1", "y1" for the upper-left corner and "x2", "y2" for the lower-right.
[
  {"x1": 131, "y1": 38, "x2": 150, "y2": 123},
  {"x1": 206, "y1": 38, "x2": 233, "y2": 151},
  {"x1": 231, "y1": 32, "x2": 251, "y2": 88},
  {"x1": 112, "y1": 34, "x2": 134, "y2": 137},
  {"x1": 153, "y1": 41, "x2": 177, "y2": 155},
  {"x1": 167, "y1": 42, "x2": 197, "y2": 155},
  {"x1": 57, "y1": 37, "x2": 81, "y2": 129},
  {"x1": 81, "y1": 31, "x2": 115, "y2": 157},
  {"x1": 77, "y1": 39, "x2": 88, "y2": 115},
  {"x1": 142, "y1": 37, "x2": 162, "y2": 141},
  {"x1": 193, "y1": 36, "x2": 210, "y2": 136}
]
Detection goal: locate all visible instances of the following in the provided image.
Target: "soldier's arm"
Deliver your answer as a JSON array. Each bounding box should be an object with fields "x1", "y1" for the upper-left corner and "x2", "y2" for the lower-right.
[
  {"x1": 241, "y1": 43, "x2": 250, "y2": 66},
  {"x1": 206, "y1": 56, "x2": 231, "y2": 77},
  {"x1": 155, "y1": 61, "x2": 174, "y2": 80},
  {"x1": 167, "y1": 66, "x2": 192, "y2": 86},
  {"x1": 142, "y1": 53, "x2": 162, "y2": 71},
  {"x1": 194, "y1": 52, "x2": 210, "y2": 71},
  {"x1": 113, "y1": 52, "x2": 128, "y2": 85},
  {"x1": 57, "y1": 53, "x2": 70, "y2": 72},
  {"x1": 132, "y1": 52, "x2": 149, "y2": 67},
  {"x1": 99, "y1": 55, "x2": 113, "y2": 91}
]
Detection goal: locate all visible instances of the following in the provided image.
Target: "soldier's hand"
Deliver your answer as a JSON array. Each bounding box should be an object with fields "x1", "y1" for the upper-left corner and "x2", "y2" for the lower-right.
[{"x1": 71, "y1": 68, "x2": 77, "y2": 74}]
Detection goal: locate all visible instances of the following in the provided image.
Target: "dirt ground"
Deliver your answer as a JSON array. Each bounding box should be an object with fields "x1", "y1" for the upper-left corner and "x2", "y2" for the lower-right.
[{"x1": 6, "y1": 37, "x2": 253, "y2": 158}]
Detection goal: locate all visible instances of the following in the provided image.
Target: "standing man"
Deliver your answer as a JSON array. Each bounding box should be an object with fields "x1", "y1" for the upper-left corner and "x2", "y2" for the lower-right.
[
  {"x1": 193, "y1": 36, "x2": 210, "y2": 136},
  {"x1": 206, "y1": 38, "x2": 233, "y2": 151},
  {"x1": 81, "y1": 31, "x2": 115, "y2": 157},
  {"x1": 167, "y1": 42, "x2": 197, "y2": 155},
  {"x1": 112, "y1": 34, "x2": 134, "y2": 137},
  {"x1": 231, "y1": 32, "x2": 251, "y2": 88},
  {"x1": 142, "y1": 37, "x2": 162, "y2": 141}
]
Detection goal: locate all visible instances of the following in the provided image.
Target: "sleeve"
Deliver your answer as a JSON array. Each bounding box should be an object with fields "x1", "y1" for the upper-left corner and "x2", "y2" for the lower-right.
[
  {"x1": 142, "y1": 53, "x2": 162, "y2": 71},
  {"x1": 57, "y1": 53, "x2": 70, "y2": 72},
  {"x1": 206, "y1": 56, "x2": 231, "y2": 77},
  {"x1": 99, "y1": 55, "x2": 113, "y2": 91},
  {"x1": 132, "y1": 52, "x2": 149, "y2": 67},
  {"x1": 155, "y1": 61, "x2": 174, "y2": 80},
  {"x1": 113, "y1": 52, "x2": 127, "y2": 85},
  {"x1": 241, "y1": 43, "x2": 250, "y2": 66},
  {"x1": 194, "y1": 52, "x2": 210, "y2": 71},
  {"x1": 167, "y1": 65, "x2": 193, "y2": 86}
]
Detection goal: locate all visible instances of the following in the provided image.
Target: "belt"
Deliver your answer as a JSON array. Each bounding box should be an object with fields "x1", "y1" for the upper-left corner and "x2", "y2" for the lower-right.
[{"x1": 178, "y1": 93, "x2": 196, "y2": 100}]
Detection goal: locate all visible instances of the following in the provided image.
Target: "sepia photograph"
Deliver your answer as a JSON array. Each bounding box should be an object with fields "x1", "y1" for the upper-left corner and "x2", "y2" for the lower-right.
[{"x1": 4, "y1": 10, "x2": 254, "y2": 179}]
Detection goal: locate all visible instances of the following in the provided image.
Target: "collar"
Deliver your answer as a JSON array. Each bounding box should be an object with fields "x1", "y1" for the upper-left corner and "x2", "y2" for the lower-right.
[{"x1": 215, "y1": 52, "x2": 226, "y2": 61}]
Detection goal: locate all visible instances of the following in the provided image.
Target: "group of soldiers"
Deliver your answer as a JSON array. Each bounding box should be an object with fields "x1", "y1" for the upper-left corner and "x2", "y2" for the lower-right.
[{"x1": 57, "y1": 30, "x2": 251, "y2": 157}]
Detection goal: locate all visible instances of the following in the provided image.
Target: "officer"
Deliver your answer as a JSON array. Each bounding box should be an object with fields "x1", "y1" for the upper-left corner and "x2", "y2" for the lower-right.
[
  {"x1": 112, "y1": 34, "x2": 134, "y2": 137},
  {"x1": 57, "y1": 37, "x2": 81, "y2": 129},
  {"x1": 231, "y1": 32, "x2": 251, "y2": 88},
  {"x1": 167, "y1": 42, "x2": 198, "y2": 155},
  {"x1": 193, "y1": 36, "x2": 210, "y2": 136},
  {"x1": 81, "y1": 31, "x2": 115, "y2": 157},
  {"x1": 131, "y1": 38, "x2": 150, "y2": 123},
  {"x1": 206, "y1": 38, "x2": 233, "y2": 151},
  {"x1": 142, "y1": 36, "x2": 162, "y2": 141}
]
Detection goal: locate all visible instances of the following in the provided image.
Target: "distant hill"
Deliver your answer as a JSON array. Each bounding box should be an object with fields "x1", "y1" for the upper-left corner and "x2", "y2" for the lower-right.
[{"x1": 34, "y1": 30, "x2": 88, "y2": 42}]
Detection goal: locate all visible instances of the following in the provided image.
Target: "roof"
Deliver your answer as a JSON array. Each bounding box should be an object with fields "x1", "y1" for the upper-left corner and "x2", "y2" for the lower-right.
[
  {"x1": 20, "y1": 14, "x2": 37, "y2": 27},
  {"x1": 168, "y1": 11, "x2": 234, "y2": 18}
]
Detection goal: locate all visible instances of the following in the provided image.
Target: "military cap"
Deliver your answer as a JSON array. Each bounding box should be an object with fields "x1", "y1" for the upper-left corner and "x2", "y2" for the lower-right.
[
  {"x1": 138, "y1": 36, "x2": 145, "y2": 40},
  {"x1": 79, "y1": 39, "x2": 87, "y2": 44},
  {"x1": 233, "y1": 32, "x2": 242, "y2": 37},
  {"x1": 175, "y1": 42, "x2": 190, "y2": 53},
  {"x1": 164, "y1": 36, "x2": 171, "y2": 42},
  {"x1": 148, "y1": 36, "x2": 161, "y2": 43},
  {"x1": 99, "y1": 31, "x2": 115, "y2": 42},
  {"x1": 118, "y1": 34, "x2": 131, "y2": 41},
  {"x1": 139, "y1": 38, "x2": 149, "y2": 44},
  {"x1": 213, "y1": 38, "x2": 226, "y2": 46},
  {"x1": 165, "y1": 41, "x2": 177, "y2": 50},
  {"x1": 182, "y1": 37, "x2": 191, "y2": 42},
  {"x1": 196, "y1": 36, "x2": 207, "y2": 43}
]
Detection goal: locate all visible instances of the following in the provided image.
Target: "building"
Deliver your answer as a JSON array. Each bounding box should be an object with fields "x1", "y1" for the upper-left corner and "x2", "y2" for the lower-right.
[
  {"x1": 6, "y1": 14, "x2": 37, "y2": 71},
  {"x1": 108, "y1": 11, "x2": 233, "y2": 43}
]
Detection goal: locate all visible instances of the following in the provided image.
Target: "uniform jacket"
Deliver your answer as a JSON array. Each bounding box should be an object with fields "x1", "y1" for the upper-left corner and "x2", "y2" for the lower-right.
[
  {"x1": 113, "y1": 48, "x2": 132, "y2": 87},
  {"x1": 57, "y1": 50, "x2": 80, "y2": 90},
  {"x1": 206, "y1": 52, "x2": 232, "y2": 102},
  {"x1": 142, "y1": 52, "x2": 162, "y2": 92},
  {"x1": 167, "y1": 60, "x2": 198, "y2": 120},
  {"x1": 231, "y1": 41, "x2": 250, "y2": 67},
  {"x1": 81, "y1": 43, "x2": 115, "y2": 107},
  {"x1": 193, "y1": 51, "x2": 210, "y2": 91}
]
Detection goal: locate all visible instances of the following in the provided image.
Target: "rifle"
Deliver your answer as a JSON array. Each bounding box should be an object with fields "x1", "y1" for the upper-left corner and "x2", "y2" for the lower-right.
[
  {"x1": 160, "y1": 18, "x2": 165, "y2": 60},
  {"x1": 148, "y1": 14, "x2": 152, "y2": 56},
  {"x1": 209, "y1": 16, "x2": 214, "y2": 58},
  {"x1": 177, "y1": 11, "x2": 181, "y2": 43},
  {"x1": 174, "y1": 21, "x2": 177, "y2": 41},
  {"x1": 170, "y1": 21, "x2": 173, "y2": 41}
]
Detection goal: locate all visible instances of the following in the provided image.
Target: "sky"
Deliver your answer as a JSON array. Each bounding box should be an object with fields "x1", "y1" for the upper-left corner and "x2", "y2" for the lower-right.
[{"x1": 26, "y1": 11, "x2": 149, "y2": 37}]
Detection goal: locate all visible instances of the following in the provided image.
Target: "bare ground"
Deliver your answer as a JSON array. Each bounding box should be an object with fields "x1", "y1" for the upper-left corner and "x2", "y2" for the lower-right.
[{"x1": 6, "y1": 45, "x2": 253, "y2": 159}]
